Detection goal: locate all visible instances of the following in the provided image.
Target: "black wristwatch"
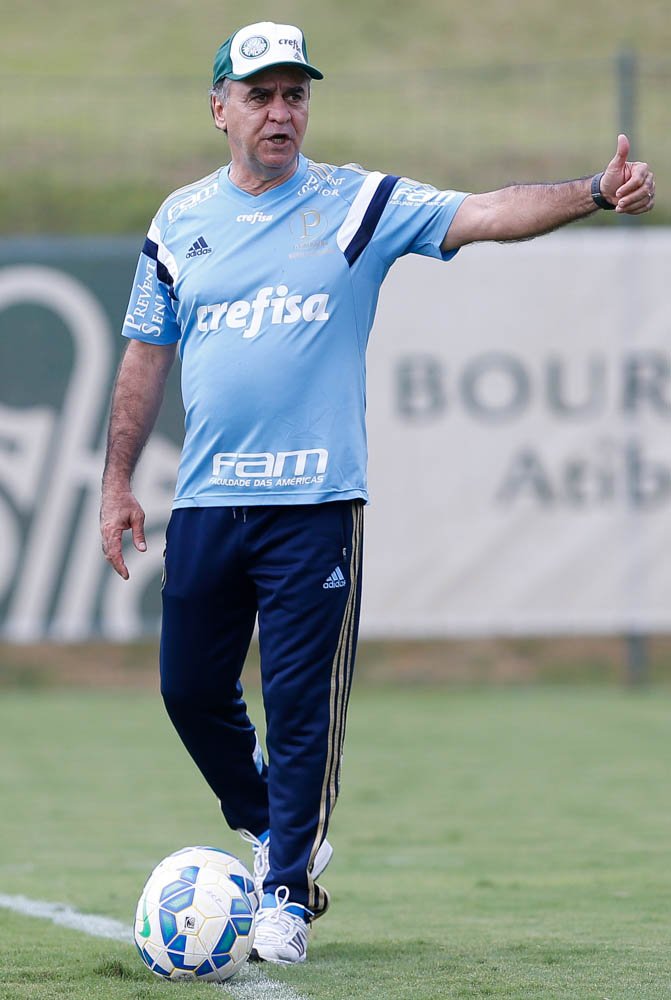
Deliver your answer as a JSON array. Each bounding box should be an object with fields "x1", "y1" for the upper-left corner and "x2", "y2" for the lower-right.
[{"x1": 591, "y1": 172, "x2": 616, "y2": 210}]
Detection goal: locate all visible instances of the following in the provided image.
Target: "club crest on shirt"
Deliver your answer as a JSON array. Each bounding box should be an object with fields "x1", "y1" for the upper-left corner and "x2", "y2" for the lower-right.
[{"x1": 288, "y1": 210, "x2": 332, "y2": 259}]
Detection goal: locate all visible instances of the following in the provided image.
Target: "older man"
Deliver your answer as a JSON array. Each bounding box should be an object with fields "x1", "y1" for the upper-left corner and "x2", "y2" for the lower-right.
[{"x1": 100, "y1": 20, "x2": 654, "y2": 965}]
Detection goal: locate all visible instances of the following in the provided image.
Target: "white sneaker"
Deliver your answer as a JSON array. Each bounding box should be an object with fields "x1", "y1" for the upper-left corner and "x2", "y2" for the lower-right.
[
  {"x1": 251, "y1": 887, "x2": 311, "y2": 964},
  {"x1": 239, "y1": 829, "x2": 333, "y2": 900}
]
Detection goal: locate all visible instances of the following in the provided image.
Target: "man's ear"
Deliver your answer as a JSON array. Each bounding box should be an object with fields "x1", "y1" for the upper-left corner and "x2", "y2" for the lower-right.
[{"x1": 211, "y1": 94, "x2": 227, "y2": 133}]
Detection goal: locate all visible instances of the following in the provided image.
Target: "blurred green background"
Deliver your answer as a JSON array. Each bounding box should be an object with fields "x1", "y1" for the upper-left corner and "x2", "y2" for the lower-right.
[{"x1": 2, "y1": 0, "x2": 669, "y2": 233}]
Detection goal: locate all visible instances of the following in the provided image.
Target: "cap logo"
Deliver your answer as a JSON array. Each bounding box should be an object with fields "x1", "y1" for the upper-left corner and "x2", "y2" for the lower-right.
[{"x1": 240, "y1": 35, "x2": 269, "y2": 58}]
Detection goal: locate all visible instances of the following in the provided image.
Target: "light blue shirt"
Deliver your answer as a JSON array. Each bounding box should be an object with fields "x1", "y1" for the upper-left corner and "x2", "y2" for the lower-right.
[{"x1": 122, "y1": 155, "x2": 468, "y2": 506}]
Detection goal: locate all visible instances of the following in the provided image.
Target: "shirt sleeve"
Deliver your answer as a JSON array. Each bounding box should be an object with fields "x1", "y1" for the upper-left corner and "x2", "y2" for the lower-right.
[
  {"x1": 336, "y1": 172, "x2": 469, "y2": 275},
  {"x1": 121, "y1": 218, "x2": 181, "y2": 344},
  {"x1": 371, "y1": 177, "x2": 470, "y2": 266}
]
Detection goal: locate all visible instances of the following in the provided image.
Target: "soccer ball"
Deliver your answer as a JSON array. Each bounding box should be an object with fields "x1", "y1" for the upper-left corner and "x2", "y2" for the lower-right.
[{"x1": 134, "y1": 847, "x2": 256, "y2": 982}]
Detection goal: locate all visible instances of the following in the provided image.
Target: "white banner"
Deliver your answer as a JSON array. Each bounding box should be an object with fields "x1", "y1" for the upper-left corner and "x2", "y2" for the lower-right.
[
  {"x1": 363, "y1": 230, "x2": 671, "y2": 636},
  {"x1": 1, "y1": 232, "x2": 669, "y2": 639}
]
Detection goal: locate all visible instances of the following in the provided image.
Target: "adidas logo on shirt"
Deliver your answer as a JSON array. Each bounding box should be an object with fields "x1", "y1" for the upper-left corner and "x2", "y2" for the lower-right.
[
  {"x1": 186, "y1": 236, "x2": 212, "y2": 258},
  {"x1": 323, "y1": 566, "x2": 347, "y2": 589}
]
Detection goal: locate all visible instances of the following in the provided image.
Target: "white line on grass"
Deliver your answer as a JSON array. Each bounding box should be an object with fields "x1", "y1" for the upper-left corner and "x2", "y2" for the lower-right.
[
  {"x1": 0, "y1": 894, "x2": 130, "y2": 941},
  {"x1": 0, "y1": 893, "x2": 307, "y2": 1000}
]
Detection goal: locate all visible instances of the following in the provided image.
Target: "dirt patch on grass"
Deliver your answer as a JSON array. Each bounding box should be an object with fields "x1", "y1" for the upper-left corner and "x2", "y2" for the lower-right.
[
  {"x1": 0, "y1": 640, "x2": 163, "y2": 690},
  {"x1": 356, "y1": 636, "x2": 671, "y2": 685},
  {"x1": 2, "y1": 636, "x2": 670, "y2": 689}
]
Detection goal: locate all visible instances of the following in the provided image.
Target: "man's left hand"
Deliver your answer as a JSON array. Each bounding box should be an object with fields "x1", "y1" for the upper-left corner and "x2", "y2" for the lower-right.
[{"x1": 600, "y1": 133, "x2": 655, "y2": 214}]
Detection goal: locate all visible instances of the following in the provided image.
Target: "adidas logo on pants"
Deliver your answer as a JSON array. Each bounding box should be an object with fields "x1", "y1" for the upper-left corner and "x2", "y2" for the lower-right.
[{"x1": 323, "y1": 566, "x2": 346, "y2": 589}]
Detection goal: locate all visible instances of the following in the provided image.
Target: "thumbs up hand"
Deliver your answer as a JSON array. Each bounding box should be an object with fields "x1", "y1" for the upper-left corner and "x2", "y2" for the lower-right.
[{"x1": 598, "y1": 133, "x2": 655, "y2": 214}]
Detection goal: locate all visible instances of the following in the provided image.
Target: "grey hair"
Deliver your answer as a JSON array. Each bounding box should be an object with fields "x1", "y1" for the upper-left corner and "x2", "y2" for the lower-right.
[{"x1": 209, "y1": 77, "x2": 231, "y2": 121}]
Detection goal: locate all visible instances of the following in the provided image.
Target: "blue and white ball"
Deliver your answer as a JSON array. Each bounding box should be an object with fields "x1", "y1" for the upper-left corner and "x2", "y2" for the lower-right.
[{"x1": 134, "y1": 847, "x2": 255, "y2": 982}]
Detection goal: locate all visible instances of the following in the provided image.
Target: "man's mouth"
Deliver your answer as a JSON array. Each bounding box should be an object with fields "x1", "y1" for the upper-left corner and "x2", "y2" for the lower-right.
[{"x1": 267, "y1": 133, "x2": 291, "y2": 145}]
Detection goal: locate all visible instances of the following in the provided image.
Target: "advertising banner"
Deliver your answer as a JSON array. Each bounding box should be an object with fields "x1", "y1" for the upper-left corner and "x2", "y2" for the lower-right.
[
  {"x1": 364, "y1": 231, "x2": 671, "y2": 635},
  {"x1": 0, "y1": 239, "x2": 182, "y2": 641},
  {"x1": 0, "y1": 231, "x2": 668, "y2": 639}
]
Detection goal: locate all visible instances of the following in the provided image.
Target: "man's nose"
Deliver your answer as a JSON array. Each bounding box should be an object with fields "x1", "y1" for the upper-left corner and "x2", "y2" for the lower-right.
[{"x1": 267, "y1": 96, "x2": 292, "y2": 122}]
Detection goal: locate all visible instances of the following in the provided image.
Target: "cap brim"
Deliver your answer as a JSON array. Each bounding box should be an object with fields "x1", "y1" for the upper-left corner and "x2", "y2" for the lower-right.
[{"x1": 225, "y1": 61, "x2": 323, "y2": 81}]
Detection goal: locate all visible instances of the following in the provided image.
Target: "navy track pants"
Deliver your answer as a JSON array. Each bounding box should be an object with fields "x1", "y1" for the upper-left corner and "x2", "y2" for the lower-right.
[{"x1": 159, "y1": 501, "x2": 363, "y2": 915}]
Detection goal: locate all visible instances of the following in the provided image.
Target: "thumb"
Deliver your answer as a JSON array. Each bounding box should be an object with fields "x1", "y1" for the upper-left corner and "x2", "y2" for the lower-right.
[
  {"x1": 611, "y1": 133, "x2": 630, "y2": 167},
  {"x1": 130, "y1": 508, "x2": 147, "y2": 553}
]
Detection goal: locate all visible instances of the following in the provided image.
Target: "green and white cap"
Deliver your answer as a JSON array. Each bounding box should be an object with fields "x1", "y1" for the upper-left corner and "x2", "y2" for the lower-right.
[{"x1": 212, "y1": 21, "x2": 324, "y2": 85}]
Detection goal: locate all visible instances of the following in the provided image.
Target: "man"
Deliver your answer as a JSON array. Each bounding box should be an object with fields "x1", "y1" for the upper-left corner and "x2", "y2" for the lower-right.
[{"x1": 100, "y1": 20, "x2": 654, "y2": 966}]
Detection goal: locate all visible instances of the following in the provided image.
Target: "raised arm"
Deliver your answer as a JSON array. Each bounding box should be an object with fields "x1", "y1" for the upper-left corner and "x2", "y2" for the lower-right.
[
  {"x1": 442, "y1": 134, "x2": 655, "y2": 252},
  {"x1": 100, "y1": 339, "x2": 176, "y2": 579}
]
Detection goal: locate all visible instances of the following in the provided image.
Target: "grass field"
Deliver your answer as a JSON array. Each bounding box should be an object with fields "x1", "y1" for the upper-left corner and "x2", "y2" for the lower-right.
[
  {"x1": 2, "y1": 0, "x2": 670, "y2": 231},
  {"x1": 1, "y1": 683, "x2": 670, "y2": 999}
]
